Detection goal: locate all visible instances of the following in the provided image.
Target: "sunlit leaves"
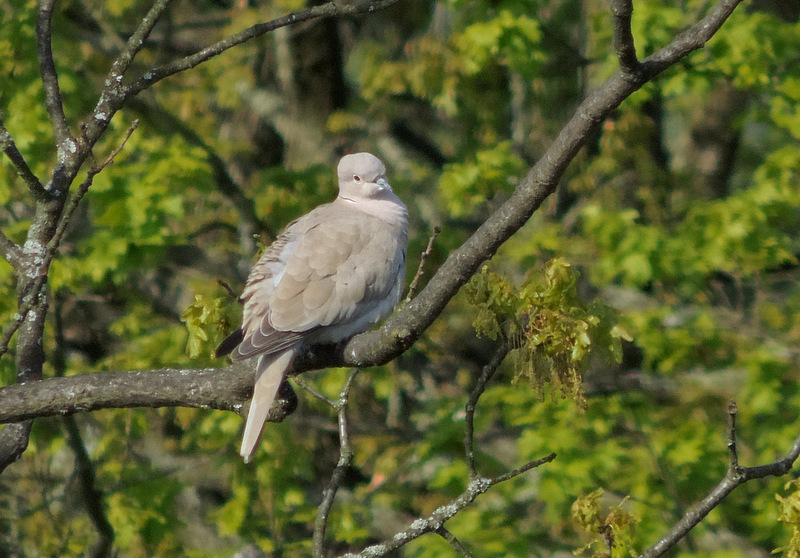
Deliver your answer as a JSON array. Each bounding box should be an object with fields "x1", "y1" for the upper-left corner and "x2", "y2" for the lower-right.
[
  {"x1": 181, "y1": 294, "x2": 238, "y2": 359},
  {"x1": 572, "y1": 488, "x2": 638, "y2": 558},
  {"x1": 776, "y1": 479, "x2": 800, "y2": 558},
  {"x1": 465, "y1": 258, "x2": 630, "y2": 407},
  {"x1": 456, "y1": 10, "x2": 544, "y2": 78},
  {"x1": 438, "y1": 141, "x2": 525, "y2": 217}
]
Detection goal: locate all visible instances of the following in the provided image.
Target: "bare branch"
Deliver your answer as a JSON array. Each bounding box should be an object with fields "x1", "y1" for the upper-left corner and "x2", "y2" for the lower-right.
[
  {"x1": 0, "y1": 114, "x2": 48, "y2": 202},
  {"x1": 434, "y1": 526, "x2": 474, "y2": 558},
  {"x1": 107, "y1": 0, "x2": 174, "y2": 81},
  {"x1": 0, "y1": 422, "x2": 32, "y2": 472},
  {"x1": 0, "y1": 363, "x2": 254, "y2": 423},
  {"x1": 0, "y1": 229, "x2": 22, "y2": 269},
  {"x1": 465, "y1": 343, "x2": 510, "y2": 479},
  {"x1": 405, "y1": 226, "x2": 440, "y2": 303},
  {"x1": 726, "y1": 400, "x2": 739, "y2": 469},
  {"x1": 339, "y1": 453, "x2": 556, "y2": 558},
  {"x1": 640, "y1": 403, "x2": 800, "y2": 558},
  {"x1": 0, "y1": 274, "x2": 47, "y2": 360},
  {"x1": 36, "y1": 0, "x2": 74, "y2": 150},
  {"x1": 63, "y1": 415, "x2": 115, "y2": 558},
  {"x1": 313, "y1": 370, "x2": 359, "y2": 557},
  {"x1": 0, "y1": 121, "x2": 140, "y2": 361},
  {"x1": 124, "y1": 0, "x2": 403, "y2": 98},
  {"x1": 611, "y1": 0, "x2": 639, "y2": 75}
]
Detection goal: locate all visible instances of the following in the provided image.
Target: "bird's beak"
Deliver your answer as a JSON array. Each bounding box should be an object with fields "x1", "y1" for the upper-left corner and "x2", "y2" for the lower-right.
[{"x1": 376, "y1": 177, "x2": 391, "y2": 191}]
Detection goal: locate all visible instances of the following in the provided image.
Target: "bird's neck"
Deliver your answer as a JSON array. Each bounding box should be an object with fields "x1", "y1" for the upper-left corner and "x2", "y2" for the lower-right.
[{"x1": 338, "y1": 194, "x2": 408, "y2": 228}]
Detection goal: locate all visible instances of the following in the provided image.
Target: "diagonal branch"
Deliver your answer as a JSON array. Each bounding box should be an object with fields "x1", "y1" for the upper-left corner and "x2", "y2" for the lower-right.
[
  {"x1": 340, "y1": 0, "x2": 746, "y2": 368},
  {"x1": 0, "y1": 114, "x2": 48, "y2": 202},
  {"x1": 124, "y1": 0, "x2": 403, "y2": 98},
  {"x1": 0, "y1": 229, "x2": 22, "y2": 269},
  {"x1": 339, "y1": 453, "x2": 556, "y2": 557},
  {"x1": 107, "y1": 0, "x2": 174, "y2": 81},
  {"x1": 640, "y1": 403, "x2": 800, "y2": 558}
]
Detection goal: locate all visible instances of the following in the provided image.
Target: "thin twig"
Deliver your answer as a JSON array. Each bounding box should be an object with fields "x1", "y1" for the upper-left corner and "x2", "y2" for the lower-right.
[
  {"x1": 217, "y1": 279, "x2": 238, "y2": 299},
  {"x1": 0, "y1": 114, "x2": 48, "y2": 202},
  {"x1": 49, "y1": 120, "x2": 140, "y2": 256},
  {"x1": 434, "y1": 526, "x2": 474, "y2": 558},
  {"x1": 294, "y1": 376, "x2": 337, "y2": 408},
  {"x1": 405, "y1": 226, "x2": 440, "y2": 303},
  {"x1": 339, "y1": 453, "x2": 556, "y2": 558},
  {"x1": 125, "y1": 0, "x2": 403, "y2": 98},
  {"x1": 726, "y1": 400, "x2": 739, "y2": 470},
  {"x1": 314, "y1": 370, "x2": 360, "y2": 557},
  {"x1": 465, "y1": 342, "x2": 510, "y2": 479}
]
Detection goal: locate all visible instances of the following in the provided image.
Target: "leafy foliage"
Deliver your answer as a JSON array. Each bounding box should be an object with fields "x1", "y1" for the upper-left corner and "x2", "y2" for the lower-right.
[
  {"x1": 465, "y1": 258, "x2": 630, "y2": 406},
  {"x1": 2, "y1": 0, "x2": 800, "y2": 556}
]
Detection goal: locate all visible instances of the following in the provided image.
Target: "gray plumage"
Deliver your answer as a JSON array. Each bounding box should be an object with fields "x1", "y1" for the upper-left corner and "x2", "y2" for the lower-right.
[{"x1": 220, "y1": 153, "x2": 408, "y2": 463}]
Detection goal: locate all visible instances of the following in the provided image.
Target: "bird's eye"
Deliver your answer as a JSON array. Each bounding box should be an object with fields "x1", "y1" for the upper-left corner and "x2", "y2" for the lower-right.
[{"x1": 353, "y1": 175, "x2": 362, "y2": 182}]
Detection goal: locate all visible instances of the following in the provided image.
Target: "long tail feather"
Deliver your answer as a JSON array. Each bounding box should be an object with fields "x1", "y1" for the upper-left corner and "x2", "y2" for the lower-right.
[{"x1": 240, "y1": 348, "x2": 296, "y2": 463}]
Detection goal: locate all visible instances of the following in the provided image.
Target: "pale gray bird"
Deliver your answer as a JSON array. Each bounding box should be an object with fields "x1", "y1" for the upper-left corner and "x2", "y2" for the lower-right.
[{"x1": 217, "y1": 152, "x2": 408, "y2": 463}]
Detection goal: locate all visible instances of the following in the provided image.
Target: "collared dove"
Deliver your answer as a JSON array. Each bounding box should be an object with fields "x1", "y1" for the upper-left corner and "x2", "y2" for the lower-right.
[{"x1": 217, "y1": 152, "x2": 408, "y2": 463}]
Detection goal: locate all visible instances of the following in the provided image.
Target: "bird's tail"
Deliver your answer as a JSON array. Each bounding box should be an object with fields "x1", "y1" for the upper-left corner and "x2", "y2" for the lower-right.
[{"x1": 240, "y1": 348, "x2": 296, "y2": 463}]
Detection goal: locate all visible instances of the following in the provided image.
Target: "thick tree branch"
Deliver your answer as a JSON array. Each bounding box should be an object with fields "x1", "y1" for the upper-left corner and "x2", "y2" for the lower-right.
[
  {"x1": 339, "y1": 0, "x2": 745, "y2": 367},
  {"x1": 0, "y1": 363, "x2": 253, "y2": 423},
  {"x1": 640, "y1": 403, "x2": 800, "y2": 557}
]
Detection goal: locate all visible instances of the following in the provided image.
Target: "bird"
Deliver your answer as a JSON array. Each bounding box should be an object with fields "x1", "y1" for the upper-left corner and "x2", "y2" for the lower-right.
[{"x1": 216, "y1": 152, "x2": 408, "y2": 463}]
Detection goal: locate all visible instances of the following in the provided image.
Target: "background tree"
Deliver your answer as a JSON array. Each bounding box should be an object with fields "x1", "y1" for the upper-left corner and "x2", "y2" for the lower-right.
[{"x1": 2, "y1": 0, "x2": 800, "y2": 556}]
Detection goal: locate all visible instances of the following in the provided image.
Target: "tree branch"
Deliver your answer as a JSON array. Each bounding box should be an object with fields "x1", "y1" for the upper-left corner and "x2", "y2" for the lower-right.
[
  {"x1": 611, "y1": 0, "x2": 639, "y2": 76},
  {"x1": 465, "y1": 342, "x2": 509, "y2": 479},
  {"x1": 0, "y1": 114, "x2": 48, "y2": 202},
  {"x1": 640, "y1": 402, "x2": 800, "y2": 557},
  {"x1": 339, "y1": 453, "x2": 556, "y2": 557},
  {"x1": 405, "y1": 226, "x2": 440, "y2": 303},
  {"x1": 107, "y1": 0, "x2": 174, "y2": 82},
  {"x1": 339, "y1": 0, "x2": 746, "y2": 368},
  {"x1": 124, "y1": 0, "x2": 403, "y2": 99},
  {"x1": 36, "y1": 0, "x2": 74, "y2": 153},
  {"x1": 0, "y1": 363, "x2": 254, "y2": 423},
  {"x1": 313, "y1": 370, "x2": 360, "y2": 558},
  {"x1": 0, "y1": 229, "x2": 22, "y2": 269}
]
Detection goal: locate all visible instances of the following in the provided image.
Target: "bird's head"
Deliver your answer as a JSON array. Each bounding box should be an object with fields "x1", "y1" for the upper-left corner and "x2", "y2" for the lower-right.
[{"x1": 337, "y1": 152, "x2": 393, "y2": 201}]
